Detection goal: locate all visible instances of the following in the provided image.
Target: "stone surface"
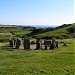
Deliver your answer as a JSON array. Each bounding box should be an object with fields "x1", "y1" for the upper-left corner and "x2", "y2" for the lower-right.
[
  {"x1": 50, "y1": 38, "x2": 57, "y2": 49},
  {"x1": 15, "y1": 38, "x2": 21, "y2": 49},
  {"x1": 36, "y1": 38, "x2": 42, "y2": 49},
  {"x1": 9, "y1": 39, "x2": 13, "y2": 47},
  {"x1": 44, "y1": 40, "x2": 51, "y2": 49},
  {"x1": 13, "y1": 38, "x2": 16, "y2": 45},
  {"x1": 24, "y1": 38, "x2": 30, "y2": 50},
  {"x1": 56, "y1": 41, "x2": 58, "y2": 48}
]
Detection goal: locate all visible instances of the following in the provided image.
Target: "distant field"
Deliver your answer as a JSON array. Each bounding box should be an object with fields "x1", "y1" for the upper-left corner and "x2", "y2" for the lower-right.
[
  {"x1": 0, "y1": 33, "x2": 12, "y2": 40},
  {"x1": 0, "y1": 28, "x2": 17, "y2": 33},
  {"x1": 0, "y1": 39, "x2": 74, "y2": 75},
  {"x1": 0, "y1": 28, "x2": 32, "y2": 37},
  {"x1": 13, "y1": 30, "x2": 32, "y2": 36}
]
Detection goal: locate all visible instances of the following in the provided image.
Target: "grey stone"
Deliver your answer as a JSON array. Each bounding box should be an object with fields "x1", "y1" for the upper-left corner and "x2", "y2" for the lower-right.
[
  {"x1": 50, "y1": 38, "x2": 58, "y2": 49},
  {"x1": 16, "y1": 38, "x2": 21, "y2": 49},
  {"x1": 36, "y1": 38, "x2": 42, "y2": 49},
  {"x1": 24, "y1": 38, "x2": 30, "y2": 50},
  {"x1": 60, "y1": 42, "x2": 69, "y2": 46},
  {"x1": 13, "y1": 38, "x2": 16, "y2": 45},
  {"x1": 56, "y1": 41, "x2": 58, "y2": 48},
  {"x1": 44, "y1": 40, "x2": 51, "y2": 49},
  {"x1": 9, "y1": 39, "x2": 13, "y2": 47},
  {"x1": 63, "y1": 43, "x2": 69, "y2": 46}
]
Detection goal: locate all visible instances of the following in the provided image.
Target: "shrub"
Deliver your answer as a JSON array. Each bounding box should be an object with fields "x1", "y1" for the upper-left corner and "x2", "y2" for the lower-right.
[{"x1": 67, "y1": 27, "x2": 75, "y2": 33}]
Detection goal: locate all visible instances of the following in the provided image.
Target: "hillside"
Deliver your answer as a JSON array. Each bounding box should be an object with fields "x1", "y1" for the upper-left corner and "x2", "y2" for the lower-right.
[
  {"x1": 35, "y1": 23, "x2": 75, "y2": 39},
  {"x1": 0, "y1": 23, "x2": 75, "y2": 39}
]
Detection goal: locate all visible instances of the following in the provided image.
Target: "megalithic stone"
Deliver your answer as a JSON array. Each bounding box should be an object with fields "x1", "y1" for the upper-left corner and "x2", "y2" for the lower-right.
[
  {"x1": 44, "y1": 40, "x2": 47, "y2": 49},
  {"x1": 45, "y1": 45, "x2": 47, "y2": 50},
  {"x1": 56, "y1": 41, "x2": 58, "y2": 48},
  {"x1": 36, "y1": 38, "x2": 42, "y2": 49},
  {"x1": 50, "y1": 38, "x2": 56, "y2": 49},
  {"x1": 44, "y1": 40, "x2": 51, "y2": 50},
  {"x1": 24, "y1": 38, "x2": 30, "y2": 50},
  {"x1": 16, "y1": 38, "x2": 21, "y2": 49},
  {"x1": 9, "y1": 39, "x2": 13, "y2": 47},
  {"x1": 13, "y1": 38, "x2": 16, "y2": 45}
]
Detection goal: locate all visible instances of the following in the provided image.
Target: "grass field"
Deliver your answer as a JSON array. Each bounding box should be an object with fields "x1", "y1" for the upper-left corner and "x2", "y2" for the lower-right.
[
  {"x1": 36, "y1": 24, "x2": 75, "y2": 38},
  {"x1": 0, "y1": 39, "x2": 75, "y2": 75},
  {"x1": 0, "y1": 28, "x2": 17, "y2": 33},
  {"x1": 0, "y1": 28, "x2": 32, "y2": 39},
  {"x1": 13, "y1": 30, "x2": 32, "y2": 36}
]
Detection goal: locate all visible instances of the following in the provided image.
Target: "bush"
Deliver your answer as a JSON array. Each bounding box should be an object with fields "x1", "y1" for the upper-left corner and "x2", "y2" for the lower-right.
[{"x1": 67, "y1": 27, "x2": 75, "y2": 33}]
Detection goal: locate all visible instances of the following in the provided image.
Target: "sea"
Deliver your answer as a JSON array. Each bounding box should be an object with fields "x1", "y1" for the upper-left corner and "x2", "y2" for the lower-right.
[{"x1": 20, "y1": 25, "x2": 57, "y2": 28}]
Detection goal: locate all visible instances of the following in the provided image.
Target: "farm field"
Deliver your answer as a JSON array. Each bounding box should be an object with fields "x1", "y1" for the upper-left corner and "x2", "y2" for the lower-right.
[
  {"x1": 0, "y1": 39, "x2": 75, "y2": 75},
  {"x1": 0, "y1": 28, "x2": 32, "y2": 37}
]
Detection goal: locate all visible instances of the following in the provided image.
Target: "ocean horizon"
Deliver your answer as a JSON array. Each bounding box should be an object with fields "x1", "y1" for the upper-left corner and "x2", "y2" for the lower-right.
[
  {"x1": 19, "y1": 25, "x2": 57, "y2": 28},
  {"x1": 0, "y1": 24, "x2": 58, "y2": 28}
]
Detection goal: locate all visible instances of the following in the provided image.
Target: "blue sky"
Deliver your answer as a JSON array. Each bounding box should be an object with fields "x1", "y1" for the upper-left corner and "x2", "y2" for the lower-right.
[{"x1": 0, "y1": 0, "x2": 74, "y2": 26}]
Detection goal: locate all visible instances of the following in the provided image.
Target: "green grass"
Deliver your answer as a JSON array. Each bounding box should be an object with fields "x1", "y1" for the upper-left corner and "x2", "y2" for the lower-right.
[
  {"x1": 0, "y1": 28, "x2": 17, "y2": 33},
  {"x1": 36, "y1": 24, "x2": 75, "y2": 38},
  {"x1": 13, "y1": 30, "x2": 32, "y2": 36},
  {"x1": 0, "y1": 39, "x2": 75, "y2": 75},
  {"x1": 0, "y1": 28, "x2": 32, "y2": 38}
]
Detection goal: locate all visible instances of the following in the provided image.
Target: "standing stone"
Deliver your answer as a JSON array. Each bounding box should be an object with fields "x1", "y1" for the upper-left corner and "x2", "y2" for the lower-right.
[
  {"x1": 45, "y1": 44, "x2": 47, "y2": 49},
  {"x1": 44, "y1": 40, "x2": 47, "y2": 49},
  {"x1": 9, "y1": 39, "x2": 13, "y2": 47},
  {"x1": 13, "y1": 38, "x2": 16, "y2": 45},
  {"x1": 50, "y1": 38, "x2": 56, "y2": 49},
  {"x1": 36, "y1": 38, "x2": 42, "y2": 49},
  {"x1": 24, "y1": 38, "x2": 30, "y2": 50},
  {"x1": 16, "y1": 38, "x2": 21, "y2": 49},
  {"x1": 44, "y1": 40, "x2": 51, "y2": 50},
  {"x1": 56, "y1": 41, "x2": 58, "y2": 48}
]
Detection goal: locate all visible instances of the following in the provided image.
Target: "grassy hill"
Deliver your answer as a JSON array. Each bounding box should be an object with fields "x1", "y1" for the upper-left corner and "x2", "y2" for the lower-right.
[
  {"x1": 0, "y1": 23, "x2": 75, "y2": 40},
  {"x1": 0, "y1": 39, "x2": 74, "y2": 75},
  {"x1": 0, "y1": 24, "x2": 74, "y2": 75},
  {"x1": 35, "y1": 23, "x2": 75, "y2": 39}
]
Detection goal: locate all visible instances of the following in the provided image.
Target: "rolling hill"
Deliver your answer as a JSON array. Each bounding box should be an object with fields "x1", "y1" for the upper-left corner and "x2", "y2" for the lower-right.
[{"x1": 35, "y1": 23, "x2": 75, "y2": 39}]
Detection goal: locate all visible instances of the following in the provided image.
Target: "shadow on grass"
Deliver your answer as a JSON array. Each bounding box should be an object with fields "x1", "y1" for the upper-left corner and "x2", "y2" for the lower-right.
[
  {"x1": 0, "y1": 46, "x2": 17, "y2": 51},
  {"x1": 0, "y1": 45, "x2": 58, "y2": 51},
  {"x1": 0, "y1": 46, "x2": 33, "y2": 51}
]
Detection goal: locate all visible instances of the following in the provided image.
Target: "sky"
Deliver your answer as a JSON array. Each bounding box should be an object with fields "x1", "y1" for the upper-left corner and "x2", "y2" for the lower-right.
[{"x1": 0, "y1": 0, "x2": 74, "y2": 26}]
